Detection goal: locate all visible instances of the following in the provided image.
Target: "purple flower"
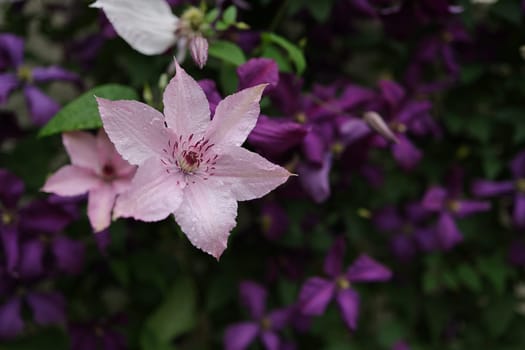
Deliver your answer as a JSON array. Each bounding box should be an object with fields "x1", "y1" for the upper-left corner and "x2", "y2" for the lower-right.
[
  {"x1": 298, "y1": 237, "x2": 392, "y2": 330},
  {"x1": 69, "y1": 316, "x2": 127, "y2": 350},
  {"x1": 422, "y1": 167, "x2": 490, "y2": 250},
  {"x1": 224, "y1": 281, "x2": 291, "y2": 350},
  {"x1": 260, "y1": 202, "x2": 289, "y2": 241},
  {"x1": 373, "y1": 202, "x2": 436, "y2": 261},
  {"x1": 472, "y1": 150, "x2": 525, "y2": 228},
  {"x1": 237, "y1": 58, "x2": 280, "y2": 91},
  {"x1": 0, "y1": 33, "x2": 80, "y2": 125}
]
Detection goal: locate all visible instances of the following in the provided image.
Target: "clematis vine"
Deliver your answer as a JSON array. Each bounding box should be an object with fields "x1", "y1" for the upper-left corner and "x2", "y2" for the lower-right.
[
  {"x1": 90, "y1": 0, "x2": 211, "y2": 67},
  {"x1": 298, "y1": 237, "x2": 392, "y2": 330},
  {"x1": 95, "y1": 59, "x2": 292, "y2": 259},
  {"x1": 42, "y1": 130, "x2": 136, "y2": 233}
]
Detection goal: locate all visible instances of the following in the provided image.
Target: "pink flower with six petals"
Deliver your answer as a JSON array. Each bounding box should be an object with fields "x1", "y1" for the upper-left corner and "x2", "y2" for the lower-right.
[
  {"x1": 95, "y1": 60, "x2": 292, "y2": 259},
  {"x1": 42, "y1": 130, "x2": 137, "y2": 232}
]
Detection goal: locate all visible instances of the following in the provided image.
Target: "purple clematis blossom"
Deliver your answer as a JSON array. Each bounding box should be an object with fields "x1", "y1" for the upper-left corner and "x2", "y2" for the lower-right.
[
  {"x1": 472, "y1": 150, "x2": 525, "y2": 228},
  {"x1": 373, "y1": 202, "x2": 436, "y2": 261},
  {"x1": 69, "y1": 315, "x2": 127, "y2": 350},
  {"x1": 0, "y1": 33, "x2": 80, "y2": 125},
  {"x1": 224, "y1": 281, "x2": 291, "y2": 350},
  {"x1": 298, "y1": 237, "x2": 392, "y2": 330},
  {"x1": 95, "y1": 60, "x2": 292, "y2": 259},
  {"x1": 42, "y1": 130, "x2": 136, "y2": 233},
  {"x1": 422, "y1": 168, "x2": 490, "y2": 250},
  {"x1": 1, "y1": 169, "x2": 78, "y2": 276}
]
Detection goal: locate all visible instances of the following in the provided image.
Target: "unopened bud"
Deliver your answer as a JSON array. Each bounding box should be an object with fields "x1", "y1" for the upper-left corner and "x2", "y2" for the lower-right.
[
  {"x1": 190, "y1": 35, "x2": 208, "y2": 69},
  {"x1": 363, "y1": 111, "x2": 399, "y2": 143}
]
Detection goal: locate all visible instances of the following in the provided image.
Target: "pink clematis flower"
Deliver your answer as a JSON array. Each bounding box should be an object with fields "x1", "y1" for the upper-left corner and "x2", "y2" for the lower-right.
[
  {"x1": 95, "y1": 60, "x2": 292, "y2": 259},
  {"x1": 42, "y1": 130, "x2": 136, "y2": 232}
]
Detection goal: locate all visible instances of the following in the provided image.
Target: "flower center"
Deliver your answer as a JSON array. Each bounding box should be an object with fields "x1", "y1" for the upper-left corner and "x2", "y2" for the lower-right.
[
  {"x1": 260, "y1": 317, "x2": 272, "y2": 331},
  {"x1": 2, "y1": 212, "x2": 13, "y2": 225},
  {"x1": 447, "y1": 200, "x2": 461, "y2": 213},
  {"x1": 261, "y1": 215, "x2": 272, "y2": 233},
  {"x1": 17, "y1": 65, "x2": 33, "y2": 83},
  {"x1": 516, "y1": 179, "x2": 525, "y2": 193},
  {"x1": 101, "y1": 164, "x2": 116, "y2": 181},
  {"x1": 161, "y1": 133, "x2": 218, "y2": 178},
  {"x1": 294, "y1": 112, "x2": 306, "y2": 124},
  {"x1": 402, "y1": 223, "x2": 413, "y2": 235},
  {"x1": 390, "y1": 121, "x2": 407, "y2": 133},
  {"x1": 336, "y1": 276, "x2": 350, "y2": 290}
]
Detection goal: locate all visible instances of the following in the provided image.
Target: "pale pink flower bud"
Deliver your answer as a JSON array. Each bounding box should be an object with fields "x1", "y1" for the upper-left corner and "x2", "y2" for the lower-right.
[
  {"x1": 363, "y1": 111, "x2": 399, "y2": 144},
  {"x1": 189, "y1": 35, "x2": 209, "y2": 69}
]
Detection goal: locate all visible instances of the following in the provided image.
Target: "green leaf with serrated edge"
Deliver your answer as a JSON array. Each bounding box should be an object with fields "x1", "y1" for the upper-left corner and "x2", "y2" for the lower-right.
[
  {"x1": 208, "y1": 40, "x2": 246, "y2": 66},
  {"x1": 261, "y1": 32, "x2": 306, "y2": 74},
  {"x1": 39, "y1": 84, "x2": 138, "y2": 137}
]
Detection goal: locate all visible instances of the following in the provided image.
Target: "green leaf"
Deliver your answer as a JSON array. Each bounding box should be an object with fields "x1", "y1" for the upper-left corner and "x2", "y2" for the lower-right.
[
  {"x1": 208, "y1": 40, "x2": 246, "y2": 66},
  {"x1": 483, "y1": 298, "x2": 515, "y2": 338},
  {"x1": 306, "y1": 0, "x2": 333, "y2": 22},
  {"x1": 456, "y1": 263, "x2": 482, "y2": 293},
  {"x1": 261, "y1": 32, "x2": 306, "y2": 74},
  {"x1": 39, "y1": 84, "x2": 139, "y2": 137},
  {"x1": 477, "y1": 254, "x2": 510, "y2": 295},
  {"x1": 222, "y1": 5, "x2": 237, "y2": 24},
  {"x1": 261, "y1": 45, "x2": 293, "y2": 73},
  {"x1": 142, "y1": 275, "x2": 197, "y2": 344},
  {"x1": 205, "y1": 8, "x2": 219, "y2": 23}
]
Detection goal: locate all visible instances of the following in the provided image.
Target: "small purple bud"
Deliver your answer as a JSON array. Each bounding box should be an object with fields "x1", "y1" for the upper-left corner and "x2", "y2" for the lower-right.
[
  {"x1": 363, "y1": 111, "x2": 399, "y2": 144},
  {"x1": 189, "y1": 35, "x2": 208, "y2": 69}
]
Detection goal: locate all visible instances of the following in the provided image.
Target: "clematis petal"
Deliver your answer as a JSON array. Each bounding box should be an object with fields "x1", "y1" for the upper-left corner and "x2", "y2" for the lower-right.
[
  {"x1": 18, "y1": 239, "x2": 45, "y2": 279},
  {"x1": 347, "y1": 254, "x2": 392, "y2": 283},
  {"x1": 455, "y1": 200, "x2": 491, "y2": 218},
  {"x1": 206, "y1": 84, "x2": 267, "y2": 148},
  {"x1": 0, "y1": 226, "x2": 18, "y2": 274},
  {"x1": 471, "y1": 180, "x2": 515, "y2": 198},
  {"x1": 0, "y1": 33, "x2": 24, "y2": 67},
  {"x1": 174, "y1": 178, "x2": 237, "y2": 259},
  {"x1": 513, "y1": 193, "x2": 525, "y2": 229},
  {"x1": 52, "y1": 236, "x2": 85, "y2": 275},
  {"x1": 90, "y1": 0, "x2": 178, "y2": 55},
  {"x1": 26, "y1": 292, "x2": 66, "y2": 326},
  {"x1": 248, "y1": 115, "x2": 307, "y2": 157},
  {"x1": 392, "y1": 135, "x2": 422, "y2": 171},
  {"x1": 336, "y1": 288, "x2": 360, "y2": 330},
  {"x1": 298, "y1": 277, "x2": 335, "y2": 316},
  {"x1": 96, "y1": 129, "x2": 136, "y2": 179},
  {"x1": 87, "y1": 184, "x2": 117, "y2": 232},
  {"x1": 223, "y1": 322, "x2": 259, "y2": 350},
  {"x1": 261, "y1": 331, "x2": 280, "y2": 350},
  {"x1": 0, "y1": 169, "x2": 24, "y2": 209},
  {"x1": 31, "y1": 66, "x2": 80, "y2": 84},
  {"x1": 239, "y1": 281, "x2": 267, "y2": 320},
  {"x1": 163, "y1": 60, "x2": 211, "y2": 138},
  {"x1": 422, "y1": 186, "x2": 448, "y2": 212},
  {"x1": 324, "y1": 236, "x2": 346, "y2": 278},
  {"x1": 379, "y1": 80, "x2": 406, "y2": 107},
  {"x1": 436, "y1": 212, "x2": 463, "y2": 250},
  {"x1": 0, "y1": 73, "x2": 19, "y2": 103},
  {"x1": 373, "y1": 206, "x2": 404, "y2": 232},
  {"x1": 302, "y1": 131, "x2": 326, "y2": 166},
  {"x1": 96, "y1": 97, "x2": 169, "y2": 166},
  {"x1": 42, "y1": 165, "x2": 102, "y2": 196},
  {"x1": 114, "y1": 157, "x2": 185, "y2": 222},
  {"x1": 237, "y1": 58, "x2": 279, "y2": 91},
  {"x1": 213, "y1": 146, "x2": 291, "y2": 201},
  {"x1": 62, "y1": 131, "x2": 99, "y2": 170},
  {"x1": 23, "y1": 85, "x2": 60, "y2": 126},
  {"x1": 510, "y1": 151, "x2": 525, "y2": 178},
  {"x1": 0, "y1": 298, "x2": 24, "y2": 339},
  {"x1": 297, "y1": 153, "x2": 332, "y2": 203}
]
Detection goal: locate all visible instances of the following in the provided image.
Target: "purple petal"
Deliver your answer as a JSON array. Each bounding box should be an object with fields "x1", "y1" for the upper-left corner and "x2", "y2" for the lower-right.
[
  {"x1": 0, "y1": 34, "x2": 24, "y2": 68},
  {"x1": 269, "y1": 73, "x2": 303, "y2": 116},
  {"x1": 260, "y1": 331, "x2": 280, "y2": 350},
  {"x1": 338, "y1": 118, "x2": 371, "y2": 144},
  {"x1": 94, "y1": 229, "x2": 112, "y2": 255},
  {"x1": 19, "y1": 198, "x2": 74, "y2": 233},
  {"x1": 511, "y1": 151, "x2": 525, "y2": 178},
  {"x1": 392, "y1": 135, "x2": 422, "y2": 171},
  {"x1": 237, "y1": 58, "x2": 279, "y2": 91},
  {"x1": 51, "y1": 236, "x2": 85, "y2": 275},
  {"x1": 413, "y1": 227, "x2": 438, "y2": 252},
  {"x1": 31, "y1": 66, "x2": 80, "y2": 85},
  {"x1": 23, "y1": 85, "x2": 60, "y2": 126},
  {"x1": 0, "y1": 226, "x2": 19, "y2": 275},
  {"x1": 323, "y1": 236, "x2": 346, "y2": 277},
  {"x1": 471, "y1": 179, "x2": 515, "y2": 198},
  {"x1": 297, "y1": 153, "x2": 332, "y2": 203},
  {"x1": 0, "y1": 73, "x2": 20, "y2": 103},
  {"x1": 239, "y1": 281, "x2": 267, "y2": 320},
  {"x1": 0, "y1": 298, "x2": 24, "y2": 339},
  {"x1": 298, "y1": 277, "x2": 335, "y2": 316},
  {"x1": 0, "y1": 169, "x2": 24, "y2": 209},
  {"x1": 396, "y1": 100, "x2": 432, "y2": 125},
  {"x1": 18, "y1": 239, "x2": 45, "y2": 279},
  {"x1": 248, "y1": 115, "x2": 307, "y2": 158},
  {"x1": 513, "y1": 193, "x2": 525, "y2": 229},
  {"x1": 436, "y1": 213, "x2": 463, "y2": 251},
  {"x1": 198, "y1": 79, "x2": 222, "y2": 115},
  {"x1": 26, "y1": 292, "x2": 66, "y2": 326},
  {"x1": 223, "y1": 322, "x2": 259, "y2": 350},
  {"x1": 404, "y1": 202, "x2": 431, "y2": 223},
  {"x1": 379, "y1": 80, "x2": 406, "y2": 107},
  {"x1": 336, "y1": 288, "x2": 360, "y2": 330},
  {"x1": 422, "y1": 186, "x2": 448, "y2": 212},
  {"x1": 454, "y1": 200, "x2": 491, "y2": 218},
  {"x1": 347, "y1": 255, "x2": 392, "y2": 283},
  {"x1": 302, "y1": 131, "x2": 326, "y2": 166},
  {"x1": 373, "y1": 206, "x2": 403, "y2": 232},
  {"x1": 267, "y1": 307, "x2": 291, "y2": 331},
  {"x1": 339, "y1": 84, "x2": 375, "y2": 110},
  {"x1": 390, "y1": 235, "x2": 417, "y2": 261}
]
